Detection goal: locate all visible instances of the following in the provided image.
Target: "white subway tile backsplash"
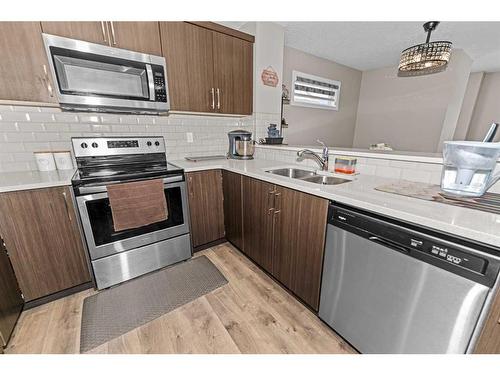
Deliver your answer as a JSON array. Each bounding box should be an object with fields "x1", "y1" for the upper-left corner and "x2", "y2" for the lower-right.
[
  {"x1": 54, "y1": 113, "x2": 79, "y2": 123},
  {"x1": 0, "y1": 122, "x2": 19, "y2": 132},
  {"x1": 0, "y1": 105, "x2": 255, "y2": 172},
  {"x1": 78, "y1": 114, "x2": 101, "y2": 123},
  {"x1": 23, "y1": 142, "x2": 51, "y2": 152},
  {"x1": 27, "y1": 112, "x2": 55, "y2": 122},
  {"x1": 44, "y1": 123, "x2": 70, "y2": 132},
  {"x1": 1, "y1": 143, "x2": 26, "y2": 152},
  {"x1": 4, "y1": 132, "x2": 35, "y2": 142},
  {"x1": 70, "y1": 123, "x2": 93, "y2": 132},
  {"x1": 119, "y1": 115, "x2": 139, "y2": 124},
  {"x1": 1, "y1": 112, "x2": 30, "y2": 122},
  {"x1": 99, "y1": 114, "x2": 120, "y2": 124}
]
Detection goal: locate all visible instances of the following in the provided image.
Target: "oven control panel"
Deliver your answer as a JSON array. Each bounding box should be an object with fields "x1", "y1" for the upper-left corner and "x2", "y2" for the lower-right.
[{"x1": 72, "y1": 137, "x2": 166, "y2": 157}]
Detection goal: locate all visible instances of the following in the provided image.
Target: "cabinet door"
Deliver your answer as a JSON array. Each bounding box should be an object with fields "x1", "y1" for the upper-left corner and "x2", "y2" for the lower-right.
[
  {"x1": 0, "y1": 239, "x2": 23, "y2": 347},
  {"x1": 0, "y1": 187, "x2": 91, "y2": 301},
  {"x1": 0, "y1": 22, "x2": 56, "y2": 103},
  {"x1": 242, "y1": 176, "x2": 274, "y2": 273},
  {"x1": 186, "y1": 170, "x2": 225, "y2": 248},
  {"x1": 159, "y1": 22, "x2": 215, "y2": 112},
  {"x1": 273, "y1": 186, "x2": 328, "y2": 310},
  {"x1": 108, "y1": 22, "x2": 162, "y2": 55},
  {"x1": 222, "y1": 170, "x2": 243, "y2": 250},
  {"x1": 474, "y1": 287, "x2": 500, "y2": 353},
  {"x1": 213, "y1": 32, "x2": 253, "y2": 115},
  {"x1": 40, "y1": 21, "x2": 108, "y2": 45}
]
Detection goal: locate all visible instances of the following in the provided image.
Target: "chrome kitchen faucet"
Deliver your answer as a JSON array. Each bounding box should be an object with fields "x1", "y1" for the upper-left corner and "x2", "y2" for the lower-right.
[{"x1": 297, "y1": 139, "x2": 329, "y2": 171}]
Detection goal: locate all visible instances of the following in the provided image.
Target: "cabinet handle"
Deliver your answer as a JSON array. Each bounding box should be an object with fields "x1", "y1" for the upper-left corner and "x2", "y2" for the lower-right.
[
  {"x1": 267, "y1": 188, "x2": 276, "y2": 210},
  {"x1": 100, "y1": 21, "x2": 108, "y2": 43},
  {"x1": 268, "y1": 208, "x2": 274, "y2": 216},
  {"x1": 210, "y1": 88, "x2": 215, "y2": 110},
  {"x1": 216, "y1": 88, "x2": 221, "y2": 110},
  {"x1": 274, "y1": 209, "x2": 281, "y2": 215},
  {"x1": 188, "y1": 176, "x2": 194, "y2": 196},
  {"x1": 42, "y1": 65, "x2": 54, "y2": 97},
  {"x1": 109, "y1": 21, "x2": 117, "y2": 46},
  {"x1": 62, "y1": 190, "x2": 72, "y2": 222}
]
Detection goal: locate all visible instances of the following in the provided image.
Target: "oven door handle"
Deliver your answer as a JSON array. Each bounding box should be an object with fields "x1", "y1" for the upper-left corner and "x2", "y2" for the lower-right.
[{"x1": 76, "y1": 175, "x2": 184, "y2": 195}]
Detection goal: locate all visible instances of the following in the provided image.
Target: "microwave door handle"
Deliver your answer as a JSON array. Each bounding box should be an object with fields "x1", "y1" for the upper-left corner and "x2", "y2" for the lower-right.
[{"x1": 146, "y1": 64, "x2": 155, "y2": 101}]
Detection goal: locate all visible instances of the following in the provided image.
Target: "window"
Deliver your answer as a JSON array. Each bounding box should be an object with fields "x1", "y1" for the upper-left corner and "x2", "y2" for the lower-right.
[{"x1": 291, "y1": 70, "x2": 341, "y2": 111}]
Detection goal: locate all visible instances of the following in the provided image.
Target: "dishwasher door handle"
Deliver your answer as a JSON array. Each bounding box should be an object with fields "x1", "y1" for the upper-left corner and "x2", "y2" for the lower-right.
[{"x1": 368, "y1": 236, "x2": 410, "y2": 254}]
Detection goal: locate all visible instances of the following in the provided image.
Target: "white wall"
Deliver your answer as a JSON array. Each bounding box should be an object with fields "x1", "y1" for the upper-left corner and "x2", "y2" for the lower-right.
[
  {"x1": 466, "y1": 72, "x2": 500, "y2": 142},
  {"x1": 352, "y1": 49, "x2": 473, "y2": 152},
  {"x1": 240, "y1": 22, "x2": 284, "y2": 140},
  {"x1": 282, "y1": 47, "x2": 362, "y2": 147}
]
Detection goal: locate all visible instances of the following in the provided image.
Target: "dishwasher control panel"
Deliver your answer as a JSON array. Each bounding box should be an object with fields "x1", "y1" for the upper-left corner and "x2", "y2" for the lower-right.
[
  {"x1": 329, "y1": 204, "x2": 497, "y2": 283},
  {"x1": 416, "y1": 243, "x2": 488, "y2": 274}
]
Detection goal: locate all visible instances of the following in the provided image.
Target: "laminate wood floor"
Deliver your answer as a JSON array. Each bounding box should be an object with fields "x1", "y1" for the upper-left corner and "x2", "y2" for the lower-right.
[{"x1": 5, "y1": 243, "x2": 356, "y2": 354}]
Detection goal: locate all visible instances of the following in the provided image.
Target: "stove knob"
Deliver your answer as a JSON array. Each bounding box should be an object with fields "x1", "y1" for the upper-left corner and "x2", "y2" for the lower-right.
[
  {"x1": 154, "y1": 141, "x2": 160, "y2": 146},
  {"x1": 81, "y1": 142, "x2": 88, "y2": 149},
  {"x1": 91, "y1": 142, "x2": 98, "y2": 148},
  {"x1": 147, "y1": 141, "x2": 152, "y2": 146}
]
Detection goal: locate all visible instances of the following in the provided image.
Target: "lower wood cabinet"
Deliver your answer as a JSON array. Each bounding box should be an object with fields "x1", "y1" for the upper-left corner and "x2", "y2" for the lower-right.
[
  {"x1": 272, "y1": 185, "x2": 328, "y2": 310},
  {"x1": 0, "y1": 238, "x2": 23, "y2": 347},
  {"x1": 222, "y1": 170, "x2": 243, "y2": 250},
  {"x1": 242, "y1": 176, "x2": 274, "y2": 274},
  {"x1": 186, "y1": 170, "x2": 225, "y2": 248},
  {"x1": 474, "y1": 287, "x2": 500, "y2": 353},
  {"x1": 0, "y1": 186, "x2": 91, "y2": 301},
  {"x1": 240, "y1": 175, "x2": 328, "y2": 310}
]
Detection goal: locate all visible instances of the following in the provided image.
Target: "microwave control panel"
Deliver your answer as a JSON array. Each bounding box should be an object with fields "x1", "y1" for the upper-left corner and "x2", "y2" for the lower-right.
[{"x1": 152, "y1": 65, "x2": 168, "y2": 103}]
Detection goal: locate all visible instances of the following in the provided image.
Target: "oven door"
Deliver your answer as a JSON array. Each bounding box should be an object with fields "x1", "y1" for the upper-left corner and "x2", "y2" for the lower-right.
[{"x1": 76, "y1": 179, "x2": 190, "y2": 261}]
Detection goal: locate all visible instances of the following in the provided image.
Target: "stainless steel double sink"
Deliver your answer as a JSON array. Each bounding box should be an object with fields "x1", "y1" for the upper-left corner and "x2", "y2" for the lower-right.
[{"x1": 265, "y1": 168, "x2": 352, "y2": 185}]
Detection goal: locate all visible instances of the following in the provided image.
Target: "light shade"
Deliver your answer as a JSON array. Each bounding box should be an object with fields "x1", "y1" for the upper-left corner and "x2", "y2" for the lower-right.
[
  {"x1": 398, "y1": 21, "x2": 452, "y2": 77},
  {"x1": 398, "y1": 41, "x2": 452, "y2": 76}
]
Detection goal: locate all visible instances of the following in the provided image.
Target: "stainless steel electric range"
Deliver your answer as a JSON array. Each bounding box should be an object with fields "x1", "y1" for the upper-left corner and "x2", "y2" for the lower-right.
[{"x1": 71, "y1": 136, "x2": 192, "y2": 289}]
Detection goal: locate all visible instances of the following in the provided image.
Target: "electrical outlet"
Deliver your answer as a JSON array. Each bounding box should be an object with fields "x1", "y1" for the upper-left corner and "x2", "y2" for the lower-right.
[{"x1": 186, "y1": 132, "x2": 194, "y2": 143}]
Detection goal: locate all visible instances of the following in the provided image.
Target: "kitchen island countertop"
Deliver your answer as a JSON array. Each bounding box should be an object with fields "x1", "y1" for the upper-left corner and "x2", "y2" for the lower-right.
[{"x1": 171, "y1": 158, "x2": 500, "y2": 249}]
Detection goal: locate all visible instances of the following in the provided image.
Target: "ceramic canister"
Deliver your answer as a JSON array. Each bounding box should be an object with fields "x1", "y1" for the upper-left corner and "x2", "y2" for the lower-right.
[
  {"x1": 34, "y1": 152, "x2": 56, "y2": 171},
  {"x1": 53, "y1": 151, "x2": 74, "y2": 170}
]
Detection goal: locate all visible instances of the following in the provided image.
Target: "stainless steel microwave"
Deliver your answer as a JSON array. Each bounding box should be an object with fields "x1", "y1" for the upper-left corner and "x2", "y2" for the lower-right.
[{"x1": 42, "y1": 33, "x2": 169, "y2": 114}]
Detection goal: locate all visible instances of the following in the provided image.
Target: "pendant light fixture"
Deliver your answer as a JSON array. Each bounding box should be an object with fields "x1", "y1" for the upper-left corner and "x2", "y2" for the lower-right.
[{"x1": 398, "y1": 21, "x2": 452, "y2": 77}]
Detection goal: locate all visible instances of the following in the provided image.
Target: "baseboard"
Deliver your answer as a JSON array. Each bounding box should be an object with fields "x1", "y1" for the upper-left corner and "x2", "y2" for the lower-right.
[{"x1": 24, "y1": 281, "x2": 94, "y2": 310}]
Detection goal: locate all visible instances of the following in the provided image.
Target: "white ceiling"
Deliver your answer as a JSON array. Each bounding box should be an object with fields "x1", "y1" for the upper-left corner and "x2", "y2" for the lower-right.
[{"x1": 220, "y1": 22, "x2": 500, "y2": 72}]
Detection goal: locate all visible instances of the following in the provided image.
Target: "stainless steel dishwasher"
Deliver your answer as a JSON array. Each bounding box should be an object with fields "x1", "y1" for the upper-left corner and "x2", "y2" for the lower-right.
[{"x1": 319, "y1": 203, "x2": 500, "y2": 354}]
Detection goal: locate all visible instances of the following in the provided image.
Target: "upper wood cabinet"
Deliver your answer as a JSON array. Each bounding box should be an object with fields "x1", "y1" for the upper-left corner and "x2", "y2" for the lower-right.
[
  {"x1": 41, "y1": 21, "x2": 109, "y2": 45},
  {"x1": 0, "y1": 186, "x2": 91, "y2": 301},
  {"x1": 0, "y1": 22, "x2": 57, "y2": 103},
  {"x1": 160, "y1": 22, "x2": 215, "y2": 113},
  {"x1": 186, "y1": 170, "x2": 225, "y2": 249},
  {"x1": 213, "y1": 32, "x2": 253, "y2": 115},
  {"x1": 107, "y1": 22, "x2": 162, "y2": 55},
  {"x1": 160, "y1": 22, "x2": 254, "y2": 115},
  {"x1": 41, "y1": 21, "x2": 162, "y2": 55},
  {"x1": 222, "y1": 170, "x2": 243, "y2": 250}
]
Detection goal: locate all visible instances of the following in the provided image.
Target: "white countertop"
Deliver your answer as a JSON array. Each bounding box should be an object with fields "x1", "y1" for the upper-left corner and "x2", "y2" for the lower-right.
[
  {"x1": 172, "y1": 158, "x2": 500, "y2": 249},
  {"x1": 0, "y1": 169, "x2": 75, "y2": 193}
]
